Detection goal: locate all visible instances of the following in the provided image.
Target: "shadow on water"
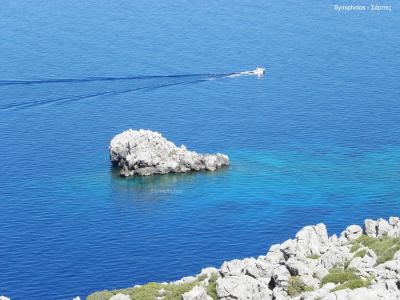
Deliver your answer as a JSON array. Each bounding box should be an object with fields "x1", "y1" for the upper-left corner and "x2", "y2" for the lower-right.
[{"x1": 110, "y1": 165, "x2": 230, "y2": 202}]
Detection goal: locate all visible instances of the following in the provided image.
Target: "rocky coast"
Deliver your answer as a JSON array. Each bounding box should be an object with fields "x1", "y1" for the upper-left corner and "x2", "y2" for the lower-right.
[
  {"x1": 109, "y1": 129, "x2": 229, "y2": 177},
  {"x1": 87, "y1": 217, "x2": 400, "y2": 300}
]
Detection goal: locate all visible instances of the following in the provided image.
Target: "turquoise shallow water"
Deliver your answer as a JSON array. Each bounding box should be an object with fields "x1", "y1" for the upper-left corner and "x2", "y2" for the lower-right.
[{"x1": 0, "y1": 1, "x2": 399, "y2": 299}]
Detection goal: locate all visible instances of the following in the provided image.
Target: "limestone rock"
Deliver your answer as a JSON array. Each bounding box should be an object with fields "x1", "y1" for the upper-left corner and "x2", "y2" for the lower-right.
[
  {"x1": 181, "y1": 286, "x2": 211, "y2": 300},
  {"x1": 377, "y1": 218, "x2": 392, "y2": 237},
  {"x1": 216, "y1": 275, "x2": 272, "y2": 300},
  {"x1": 365, "y1": 219, "x2": 378, "y2": 237},
  {"x1": 109, "y1": 129, "x2": 229, "y2": 176},
  {"x1": 295, "y1": 223, "x2": 329, "y2": 256},
  {"x1": 87, "y1": 217, "x2": 400, "y2": 300},
  {"x1": 342, "y1": 225, "x2": 363, "y2": 240}
]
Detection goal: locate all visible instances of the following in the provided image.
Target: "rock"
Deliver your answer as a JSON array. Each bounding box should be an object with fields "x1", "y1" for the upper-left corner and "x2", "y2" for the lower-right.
[
  {"x1": 220, "y1": 258, "x2": 271, "y2": 280},
  {"x1": 271, "y1": 265, "x2": 290, "y2": 289},
  {"x1": 365, "y1": 219, "x2": 378, "y2": 237},
  {"x1": 199, "y1": 267, "x2": 219, "y2": 279},
  {"x1": 295, "y1": 223, "x2": 329, "y2": 256},
  {"x1": 349, "y1": 249, "x2": 376, "y2": 270},
  {"x1": 72, "y1": 297, "x2": 81, "y2": 300},
  {"x1": 216, "y1": 275, "x2": 272, "y2": 300},
  {"x1": 377, "y1": 218, "x2": 392, "y2": 237},
  {"x1": 389, "y1": 217, "x2": 400, "y2": 226},
  {"x1": 264, "y1": 244, "x2": 285, "y2": 264},
  {"x1": 109, "y1": 129, "x2": 229, "y2": 176},
  {"x1": 313, "y1": 264, "x2": 329, "y2": 280},
  {"x1": 173, "y1": 276, "x2": 197, "y2": 285},
  {"x1": 109, "y1": 293, "x2": 131, "y2": 300},
  {"x1": 342, "y1": 225, "x2": 363, "y2": 240},
  {"x1": 88, "y1": 217, "x2": 400, "y2": 300},
  {"x1": 181, "y1": 285, "x2": 211, "y2": 300},
  {"x1": 320, "y1": 246, "x2": 351, "y2": 270},
  {"x1": 280, "y1": 239, "x2": 297, "y2": 258},
  {"x1": 286, "y1": 257, "x2": 312, "y2": 277}
]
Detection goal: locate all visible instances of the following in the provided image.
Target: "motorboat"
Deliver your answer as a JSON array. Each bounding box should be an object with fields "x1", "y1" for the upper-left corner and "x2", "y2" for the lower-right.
[
  {"x1": 224, "y1": 67, "x2": 266, "y2": 79},
  {"x1": 252, "y1": 67, "x2": 266, "y2": 78}
]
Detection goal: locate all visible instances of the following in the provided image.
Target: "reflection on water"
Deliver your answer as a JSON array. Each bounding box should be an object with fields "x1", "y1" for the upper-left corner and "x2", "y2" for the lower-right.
[{"x1": 110, "y1": 165, "x2": 230, "y2": 201}]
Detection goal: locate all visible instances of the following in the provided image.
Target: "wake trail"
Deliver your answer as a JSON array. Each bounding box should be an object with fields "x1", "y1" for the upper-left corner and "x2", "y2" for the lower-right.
[
  {"x1": 0, "y1": 73, "x2": 235, "y2": 86},
  {"x1": 0, "y1": 68, "x2": 265, "y2": 111},
  {"x1": 0, "y1": 78, "x2": 209, "y2": 111}
]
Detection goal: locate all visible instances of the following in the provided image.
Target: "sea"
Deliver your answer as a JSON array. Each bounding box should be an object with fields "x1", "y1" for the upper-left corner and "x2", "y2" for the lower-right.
[{"x1": 0, "y1": 1, "x2": 399, "y2": 299}]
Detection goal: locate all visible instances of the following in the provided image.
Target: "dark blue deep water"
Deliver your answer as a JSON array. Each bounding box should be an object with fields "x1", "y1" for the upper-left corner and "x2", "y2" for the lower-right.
[{"x1": 1, "y1": 1, "x2": 399, "y2": 299}]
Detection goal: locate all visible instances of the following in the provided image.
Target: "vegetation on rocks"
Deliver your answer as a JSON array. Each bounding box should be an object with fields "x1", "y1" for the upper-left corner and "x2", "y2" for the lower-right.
[
  {"x1": 353, "y1": 249, "x2": 366, "y2": 258},
  {"x1": 321, "y1": 267, "x2": 373, "y2": 292},
  {"x1": 287, "y1": 276, "x2": 314, "y2": 296},
  {"x1": 87, "y1": 279, "x2": 205, "y2": 300},
  {"x1": 320, "y1": 267, "x2": 360, "y2": 287},
  {"x1": 353, "y1": 235, "x2": 400, "y2": 265},
  {"x1": 86, "y1": 218, "x2": 400, "y2": 300},
  {"x1": 207, "y1": 273, "x2": 218, "y2": 300}
]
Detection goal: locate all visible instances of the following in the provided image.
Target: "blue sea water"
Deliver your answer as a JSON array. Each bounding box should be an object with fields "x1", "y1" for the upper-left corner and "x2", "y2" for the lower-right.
[{"x1": 0, "y1": 1, "x2": 399, "y2": 299}]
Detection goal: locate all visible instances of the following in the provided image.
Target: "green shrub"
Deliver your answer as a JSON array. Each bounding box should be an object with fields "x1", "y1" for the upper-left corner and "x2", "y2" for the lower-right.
[
  {"x1": 287, "y1": 276, "x2": 304, "y2": 296},
  {"x1": 163, "y1": 282, "x2": 199, "y2": 300},
  {"x1": 343, "y1": 259, "x2": 351, "y2": 269},
  {"x1": 197, "y1": 274, "x2": 208, "y2": 282},
  {"x1": 320, "y1": 268, "x2": 359, "y2": 287},
  {"x1": 354, "y1": 249, "x2": 366, "y2": 258},
  {"x1": 307, "y1": 254, "x2": 320, "y2": 259},
  {"x1": 350, "y1": 243, "x2": 361, "y2": 253},
  {"x1": 86, "y1": 273, "x2": 223, "y2": 300},
  {"x1": 303, "y1": 285, "x2": 315, "y2": 292},
  {"x1": 207, "y1": 273, "x2": 218, "y2": 300},
  {"x1": 87, "y1": 291, "x2": 114, "y2": 300},
  {"x1": 332, "y1": 278, "x2": 366, "y2": 292},
  {"x1": 321, "y1": 267, "x2": 374, "y2": 292},
  {"x1": 356, "y1": 235, "x2": 400, "y2": 265}
]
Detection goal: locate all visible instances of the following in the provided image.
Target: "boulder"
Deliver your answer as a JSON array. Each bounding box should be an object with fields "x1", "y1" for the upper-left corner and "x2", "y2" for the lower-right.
[
  {"x1": 181, "y1": 286, "x2": 211, "y2": 300},
  {"x1": 342, "y1": 225, "x2": 363, "y2": 240},
  {"x1": 295, "y1": 223, "x2": 329, "y2": 256},
  {"x1": 216, "y1": 275, "x2": 272, "y2": 300},
  {"x1": 377, "y1": 218, "x2": 392, "y2": 237},
  {"x1": 109, "y1": 129, "x2": 229, "y2": 176},
  {"x1": 271, "y1": 265, "x2": 291, "y2": 289},
  {"x1": 365, "y1": 219, "x2": 378, "y2": 237}
]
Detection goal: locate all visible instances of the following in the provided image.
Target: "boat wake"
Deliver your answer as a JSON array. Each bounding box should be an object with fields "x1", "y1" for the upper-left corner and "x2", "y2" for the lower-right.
[{"x1": 0, "y1": 68, "x2": 265, "y2": 111}]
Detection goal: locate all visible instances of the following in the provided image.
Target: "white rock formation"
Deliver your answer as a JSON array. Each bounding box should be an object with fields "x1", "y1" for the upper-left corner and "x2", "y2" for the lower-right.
[
  {"x1": 109, "y1": 129, "x2": 229, "y2": 176},
  {"x1": 182, "y1": 285, "x2": 212, "y2": 300},
  {"x1": 89, "y1": 217, "x2": 400, "y2": 300}
]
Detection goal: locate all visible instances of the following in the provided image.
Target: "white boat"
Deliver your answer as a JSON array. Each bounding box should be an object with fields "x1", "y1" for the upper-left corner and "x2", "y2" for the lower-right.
[
  {"x1": 224, "y1": 67, "x2": 266, "y2": 79},
  {"x1": 252, "y1": 67, "x2": 266, "y2": 78}
]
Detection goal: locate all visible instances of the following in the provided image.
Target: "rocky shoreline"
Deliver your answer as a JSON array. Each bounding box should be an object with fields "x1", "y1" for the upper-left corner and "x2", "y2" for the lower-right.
[
  {"x1": 87, "y1": 217, "x2": 400, "y2": 300},
  {"x1": 109, "y1": 129, "x2": 229, "y2": 177}
]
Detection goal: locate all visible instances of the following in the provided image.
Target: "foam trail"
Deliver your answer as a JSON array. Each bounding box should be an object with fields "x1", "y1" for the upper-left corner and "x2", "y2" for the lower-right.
[
  {"x1": 0, "y1": 78, "x2": 208, "y2": 111},
  {"x1": 0, "y1": 73, "x2": 234, "y2": 86},
  {"x1": 0, "y1": 68, "x2": 262, "y2": 111}
]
